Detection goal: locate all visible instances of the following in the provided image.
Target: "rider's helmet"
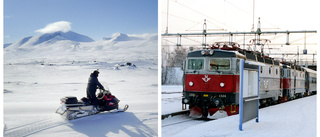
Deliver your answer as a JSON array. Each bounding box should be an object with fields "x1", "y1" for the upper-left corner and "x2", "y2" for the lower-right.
[{"x1": 93, "y1": 69, "x2": 99, "y2": 77}]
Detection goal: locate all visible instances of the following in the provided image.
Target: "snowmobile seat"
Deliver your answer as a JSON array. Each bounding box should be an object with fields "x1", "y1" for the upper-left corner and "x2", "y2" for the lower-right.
[
  {"x1": 60, "y1": 96, "x2": 78, "y2": 104},
  {"x1": 80, "y1": 97, "x2": 91, "y2": 105},
  {"x1": 64, "y1": 102, "x2": 85, "y2": 107}
]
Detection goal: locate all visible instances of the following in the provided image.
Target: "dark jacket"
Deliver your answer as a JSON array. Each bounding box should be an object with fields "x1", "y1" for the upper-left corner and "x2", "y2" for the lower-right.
[{"x1": 86, "y1": 73, "x2": 104, "y2": 97}]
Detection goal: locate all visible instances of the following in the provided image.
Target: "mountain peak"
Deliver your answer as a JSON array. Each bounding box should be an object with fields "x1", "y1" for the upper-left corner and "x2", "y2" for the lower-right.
[
  {"x1": 31, "y1": 31, "x2": 94, "y2": 46},
  {"x1": 5, "y1": 31, "x2": 94, "y2": 49},
  {"x1": 103, "y1": 33, "x2": 142, "y2": 41}
]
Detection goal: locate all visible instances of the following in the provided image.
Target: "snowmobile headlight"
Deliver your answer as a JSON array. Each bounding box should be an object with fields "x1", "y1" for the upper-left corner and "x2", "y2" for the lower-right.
[
  {"x1": 220, "y1": 82, "x2": 225, "y2": 87},
  {"x1": 189, "y1": 81, "x2": 194, "y2": 86}
]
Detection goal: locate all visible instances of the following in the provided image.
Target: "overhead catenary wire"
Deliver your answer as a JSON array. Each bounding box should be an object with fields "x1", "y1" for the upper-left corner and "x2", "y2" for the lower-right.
[
  {"x1": 173, "y1": 0, "x2": 237, "y2": 31},
  {"x1": 162, "y1": 0, "x2": 317, "y2": 64}
]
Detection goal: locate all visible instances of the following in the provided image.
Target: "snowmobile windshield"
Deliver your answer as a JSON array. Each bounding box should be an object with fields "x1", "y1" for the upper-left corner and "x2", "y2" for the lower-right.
[
  {"x1": 96, "y1": 82, "x2": 110, "y2": 99},
  {"x1": 100, "y1": 82, "x2": 110, "y2": 91}
]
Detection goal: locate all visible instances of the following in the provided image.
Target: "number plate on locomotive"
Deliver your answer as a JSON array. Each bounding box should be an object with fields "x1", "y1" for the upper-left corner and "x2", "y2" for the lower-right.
[
  {"x1": 219, "y1": 94, "x2": 226, "y2": 98},
  {"x1": 203, "y1": 94, "x2": 208, "y2": 97}
]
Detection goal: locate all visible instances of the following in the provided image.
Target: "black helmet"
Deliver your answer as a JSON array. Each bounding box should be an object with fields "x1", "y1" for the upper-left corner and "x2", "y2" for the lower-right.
[{"x1": 93, "y1": 69, "x2": 99, "y2": 77}]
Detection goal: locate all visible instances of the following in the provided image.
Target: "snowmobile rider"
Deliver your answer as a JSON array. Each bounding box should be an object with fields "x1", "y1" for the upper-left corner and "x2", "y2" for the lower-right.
[{"x1": 86, "y1": 69, "x2": 105, "y2": 110}]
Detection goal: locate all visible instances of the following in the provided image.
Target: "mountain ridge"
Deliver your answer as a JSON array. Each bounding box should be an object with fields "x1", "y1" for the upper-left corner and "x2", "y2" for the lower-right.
[
  {"x1": 102, "y1": 33, "x2": 143, "y2": 41},
  {"x1": 5, "y1": 31, "x2": 94, "y2": 49}
]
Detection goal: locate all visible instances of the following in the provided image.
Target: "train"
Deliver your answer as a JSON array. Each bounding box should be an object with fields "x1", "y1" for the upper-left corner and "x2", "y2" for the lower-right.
[{"x1": 181, "y1": 42, "x2": 317, "y2": 117}]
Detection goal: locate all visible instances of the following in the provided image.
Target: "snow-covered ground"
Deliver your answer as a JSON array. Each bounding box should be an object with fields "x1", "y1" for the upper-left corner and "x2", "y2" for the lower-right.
[
  {"x1": 161, "y1": 85, "x2": 183, "y2": 115},
  {"x1": 161, "y1": 85, "x2": 316, "y2": 137},
  {"x1": 3, "y1": 32, "x2": 158, "y2": 137}
]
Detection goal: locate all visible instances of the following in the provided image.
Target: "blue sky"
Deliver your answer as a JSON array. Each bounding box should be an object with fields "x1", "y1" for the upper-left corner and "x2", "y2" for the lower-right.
[{"x1": 4, "y1": 0, "x2": 158, "y2": 43}]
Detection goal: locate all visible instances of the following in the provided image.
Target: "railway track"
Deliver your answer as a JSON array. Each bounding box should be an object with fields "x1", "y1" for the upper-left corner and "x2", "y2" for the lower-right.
[
  {"x1": 162, "y1": 111, "x2": 215, "y2": 127},
  {"x1": 161, "y1": 110, "x2": 189, "y2": 120}
]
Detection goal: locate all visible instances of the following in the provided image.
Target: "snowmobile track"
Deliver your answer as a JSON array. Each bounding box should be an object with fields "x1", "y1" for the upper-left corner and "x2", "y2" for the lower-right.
[
  {"x1": 4, "y1": 118, "x2": 67, "y2": 137},
  {"x1": 4, "y1": 119, "x2": 49, "y2": 132}
]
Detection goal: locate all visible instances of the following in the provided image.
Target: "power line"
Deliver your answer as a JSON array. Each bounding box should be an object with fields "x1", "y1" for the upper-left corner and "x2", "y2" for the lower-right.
[{"x1": 173, "y1": 0, "x2": 237, "y2": 31}]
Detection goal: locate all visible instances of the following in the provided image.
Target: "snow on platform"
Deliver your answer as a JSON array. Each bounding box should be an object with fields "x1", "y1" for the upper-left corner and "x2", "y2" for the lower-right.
[
  {"x1": 161, "y1": 85, "x2": 183, "y2": 115},
  {"x1": 171, "y1": 95, "x2": 316, "y2": 137}
]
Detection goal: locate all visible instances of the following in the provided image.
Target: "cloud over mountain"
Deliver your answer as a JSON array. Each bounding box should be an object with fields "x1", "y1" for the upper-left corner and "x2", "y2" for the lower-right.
[{"x1": 36, "y1": 21, "x2": 72, "y2": 34}]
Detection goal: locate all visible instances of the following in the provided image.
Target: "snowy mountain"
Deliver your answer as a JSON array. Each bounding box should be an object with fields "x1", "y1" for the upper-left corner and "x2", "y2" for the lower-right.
[
  {"x1": 3, "y1": 43, "x2": 12, "y2": 48},
  {"x1": 5, "y1": 31, "x2": 94, "y2": 50},
  {"x1": 103, "y1": 33, "x2": 142, "y2": 41},
  {"x1": 4, "y1": 31, "x2": 158, "y2": 64}
]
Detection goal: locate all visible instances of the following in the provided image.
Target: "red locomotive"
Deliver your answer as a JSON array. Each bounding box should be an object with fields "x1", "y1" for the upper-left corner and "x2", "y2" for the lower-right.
[{"x1": 182, "y1": 42, "x2": 316, "y2": 118}]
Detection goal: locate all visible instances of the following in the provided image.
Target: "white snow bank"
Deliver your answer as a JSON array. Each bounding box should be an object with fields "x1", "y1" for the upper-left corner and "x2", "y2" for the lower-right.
[
  {"x1": 172, "y1": 95, "x2": 316, "y2": 137},
  {"x1": 161, "y1": 85, "x2": 183, "y2": 115}
]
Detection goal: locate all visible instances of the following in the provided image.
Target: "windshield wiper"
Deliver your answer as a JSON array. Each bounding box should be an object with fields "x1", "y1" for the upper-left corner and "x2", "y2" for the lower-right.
[{"x1": 211, "y1": 65, "x2": 221, "y2": 73}]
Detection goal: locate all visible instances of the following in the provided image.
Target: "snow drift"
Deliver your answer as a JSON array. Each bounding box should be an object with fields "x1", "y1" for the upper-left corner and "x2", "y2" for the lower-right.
[{"x1": 162, "y1": 85, "x2": 316, "y2": 137}]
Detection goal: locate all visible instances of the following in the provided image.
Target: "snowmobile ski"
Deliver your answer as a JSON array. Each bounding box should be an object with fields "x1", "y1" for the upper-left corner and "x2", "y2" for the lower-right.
[{"x1": 111, "y1": 104, "x2": 129, "y2": 113}]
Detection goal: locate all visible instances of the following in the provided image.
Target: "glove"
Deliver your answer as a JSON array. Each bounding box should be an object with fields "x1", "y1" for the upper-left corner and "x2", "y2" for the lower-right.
[
  {"x1": 107, "y1": 90, "x2": 111, "y2": 95},
  {"x1": 104, "y1": 89, "x2": 111, "y2": 95}
]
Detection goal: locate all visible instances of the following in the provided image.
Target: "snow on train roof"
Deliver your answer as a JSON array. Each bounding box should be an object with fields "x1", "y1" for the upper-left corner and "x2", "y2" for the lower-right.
[
  {"x1": 187, "y1": 49, "x2": 244, "y2": 58},
  {"x1": 302, "y1": 67, "x2": 317, "y2": 74}
]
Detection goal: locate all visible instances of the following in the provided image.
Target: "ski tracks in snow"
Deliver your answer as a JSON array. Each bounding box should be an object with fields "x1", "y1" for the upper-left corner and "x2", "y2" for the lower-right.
[{"x1": 4, "y1": 117, "x2": 67, "y2": 137}]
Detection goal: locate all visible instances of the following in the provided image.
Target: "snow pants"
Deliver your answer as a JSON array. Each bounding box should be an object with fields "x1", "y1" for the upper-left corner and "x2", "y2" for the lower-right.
[{"x1": 87, "y1": 91, "x2": 98, "y2": 108}]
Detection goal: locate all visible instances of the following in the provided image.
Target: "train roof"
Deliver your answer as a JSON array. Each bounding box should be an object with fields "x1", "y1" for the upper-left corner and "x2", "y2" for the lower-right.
[
  {"x1": 187, "y1": 49, "x2": 236, "y2": 57},
  {"x1": 187, "y1": 42, "x2": 316, "y2": 71},
  {"x1": 187, "y1": 49, "x2": 245, "y2": 58},
  {"x1": 187, "y1": 48, "x2": 315, "y2": 71},
  {"x1": 302, "y1": 67, "x2": 317, "y2": 74}
]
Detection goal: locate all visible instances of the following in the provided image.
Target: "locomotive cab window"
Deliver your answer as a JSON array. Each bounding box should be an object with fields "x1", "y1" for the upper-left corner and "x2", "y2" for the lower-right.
[
  {"x1": 209, "y1": 58, "x2": 230, "y2": 71},
  {"x1": 187, "y1": 58, "x2": 204, "y2": 70}
]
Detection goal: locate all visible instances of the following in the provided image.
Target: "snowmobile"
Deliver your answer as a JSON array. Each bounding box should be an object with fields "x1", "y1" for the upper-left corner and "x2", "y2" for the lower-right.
[{"x1": 55, "y1": 83, "x2": 129, "y2": 120}]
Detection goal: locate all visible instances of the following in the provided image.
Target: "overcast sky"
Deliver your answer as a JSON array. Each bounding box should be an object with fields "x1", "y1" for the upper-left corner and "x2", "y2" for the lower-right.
[
  {"x1": 161, "y1": 0, "x2": 319, "y2": 33},
  {"x1": 4, "y1": 0, "x2": 158, "y2": 43},
  {"x1": 161, "y1": 0, "x2": 319, "y2": 62}
]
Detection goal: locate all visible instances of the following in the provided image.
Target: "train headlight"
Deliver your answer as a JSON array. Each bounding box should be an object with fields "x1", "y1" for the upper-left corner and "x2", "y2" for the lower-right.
[
  {"x1": 201, "y1": 50, "x2": 205, "y2": 55},
  {"x1": 209, "y1": 50, "x2": 214, "y2": 55},
  {"x1": 189, "y1": 81, "x2": 194, "y2": 86},
  {"x1": 220, "y1": 82, "x2": 225, "y2": 87},
  {"x1": 212, "y1": 98, "x2": 223, "y2": 107},
  {"x1": 183, "y1": 98, "x2": 189, "y2": 104},
  {"x1": 215, "y1": 100, "x2": 220, "y2": 106}
]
